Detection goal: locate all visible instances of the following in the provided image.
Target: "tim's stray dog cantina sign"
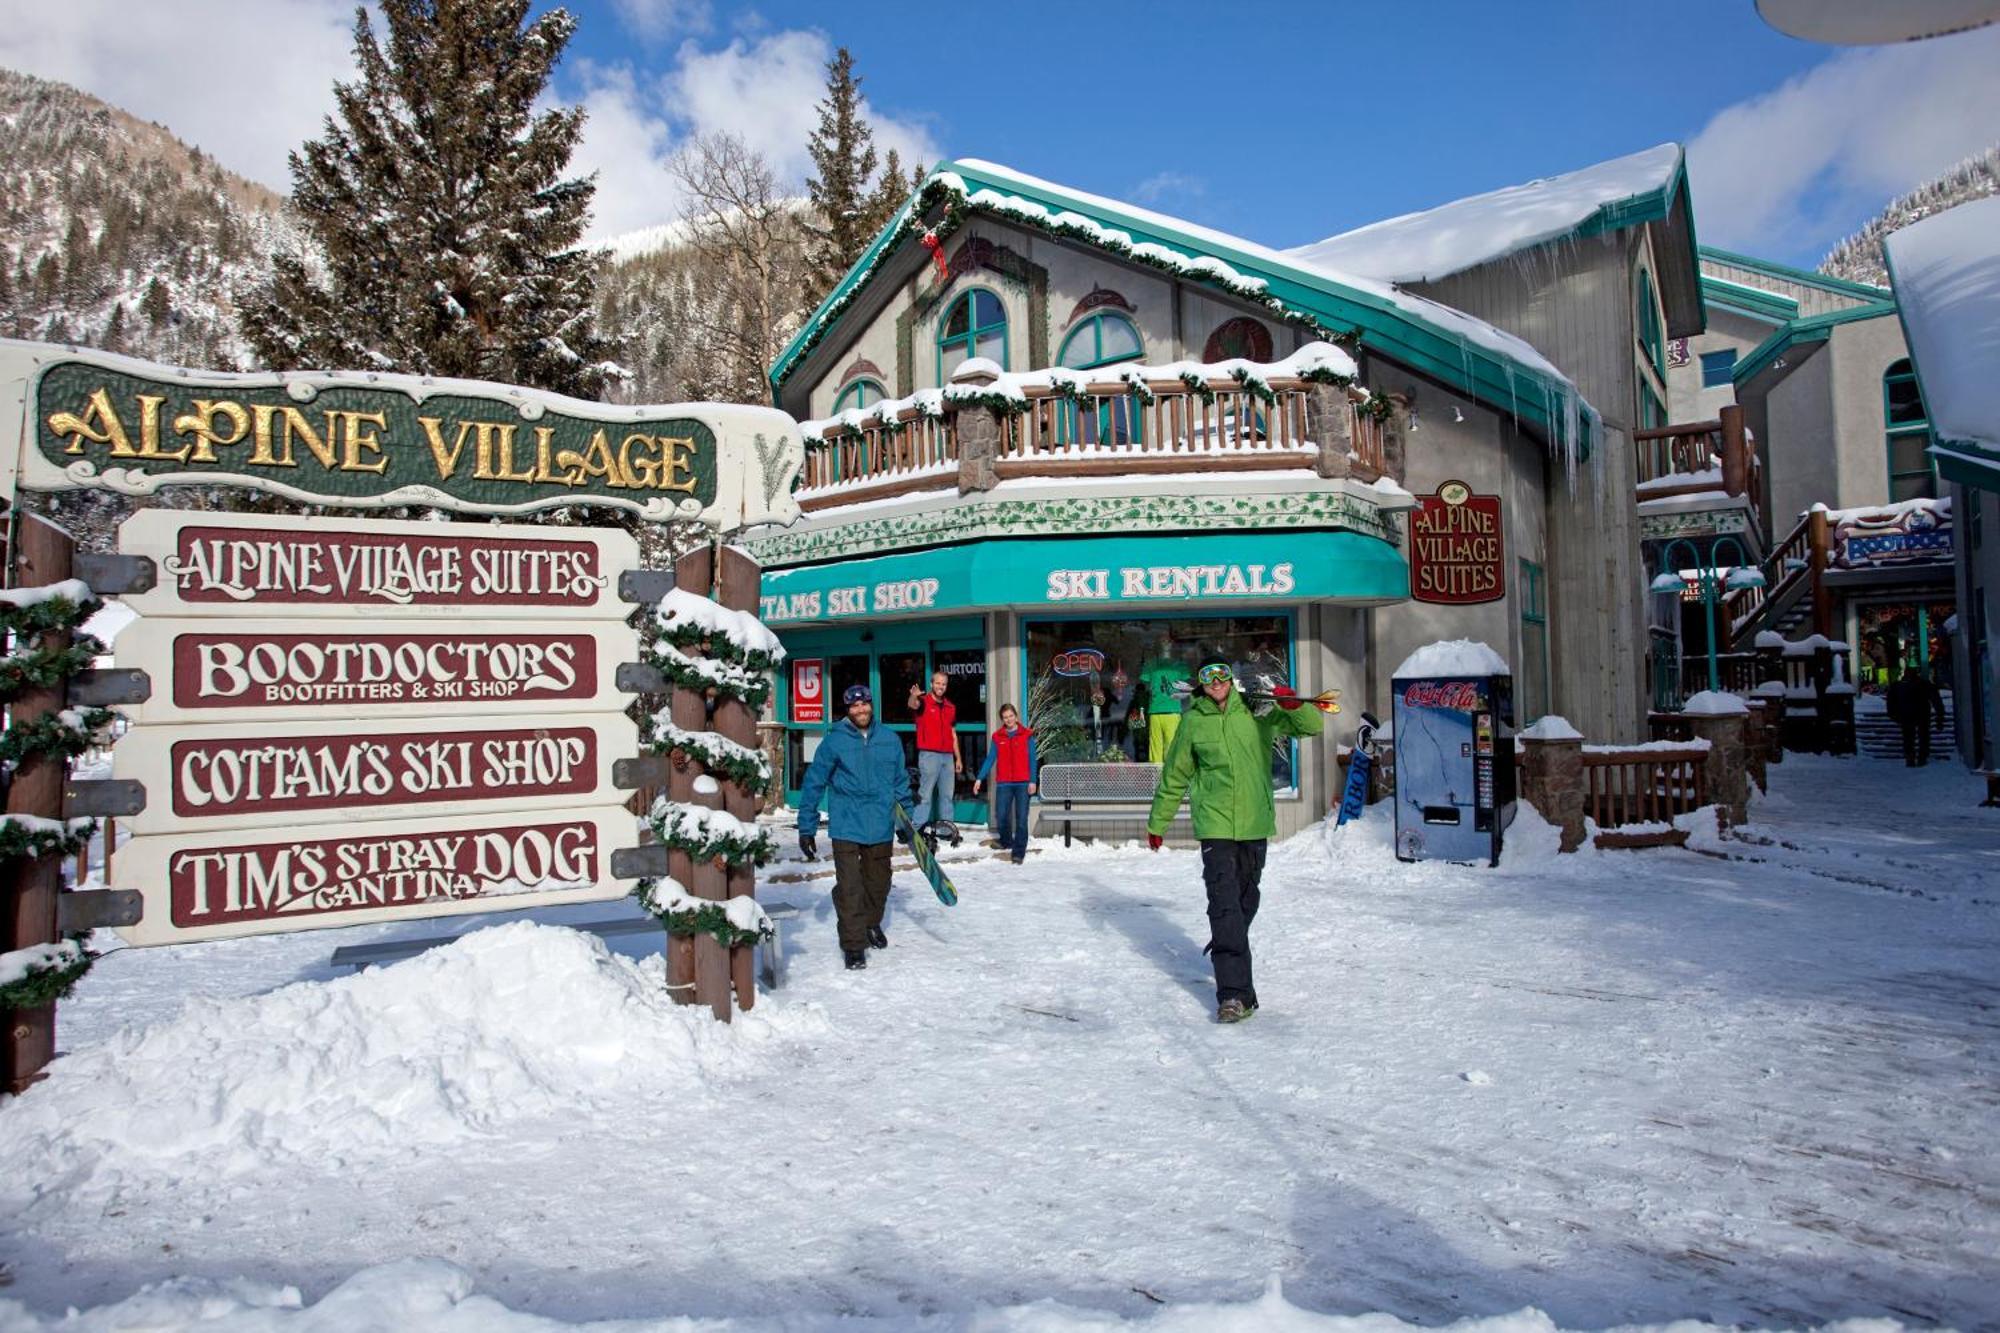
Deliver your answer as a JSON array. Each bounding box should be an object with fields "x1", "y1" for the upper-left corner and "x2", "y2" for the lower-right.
[{"x1": 5, "y1": 344, "x2": 803, "y2": 526}]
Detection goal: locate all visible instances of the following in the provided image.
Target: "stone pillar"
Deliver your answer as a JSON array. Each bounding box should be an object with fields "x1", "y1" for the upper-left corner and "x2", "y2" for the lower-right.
[
  {"x1": 1519, "y1": 734, "x2": 1586, "y2": 853},
  {"x1": 1381, "y1": 392, "x2": 1410, "y2": 483},
  {"x1": 949, "y1": 362, "x2": 1003, "y2": 494},
  {"x1": 1308, "y1": 383, "x2": 1353, "y2": 480},
  {"x1": 1741, "y1": 699, "x2": 1771, "y2": 791},
  {"x1": 1685, "y1": 710, "x2": 1750, "y2": 827}
]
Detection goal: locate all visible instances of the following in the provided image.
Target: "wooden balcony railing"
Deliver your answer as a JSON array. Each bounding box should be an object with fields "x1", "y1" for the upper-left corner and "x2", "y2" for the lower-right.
[
  {"x1": 1721, "y1": 505, "x2": 1832, "y2": 647},
  {"x1": 1582, "y1": 743, "x2": 1710, "y2": 847},
  {"x1": 798, "y1": 368, "x2": 1382, "y2": 511},
  {"x1": 1633, "y1": 403, "x2": 1763, "y2": 534}
]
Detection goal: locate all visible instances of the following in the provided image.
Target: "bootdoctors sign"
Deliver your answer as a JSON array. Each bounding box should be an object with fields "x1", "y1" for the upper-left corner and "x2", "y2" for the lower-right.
[{"x1": 1, "y1": 341, "x2": 802, "y2": 528}]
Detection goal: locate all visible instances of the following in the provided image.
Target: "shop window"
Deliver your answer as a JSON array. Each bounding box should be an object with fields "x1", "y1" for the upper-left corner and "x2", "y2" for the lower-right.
[
  {"x1": 1023, "y1": 614, "x2": 1297, "y2": 790},
  {"x1": 1884, "y1": 358, "x2": 1936, "y2": 501},
  {"x1": 937, "y1": 288, "x2": 1007, "y2": 381},
  {"x1": 1518, "y1": 560, "x2": 1550, "y2": 724},
  {"x1": 1202, "y1": 317, "x2": 1272, "y2": 364},
  {"x1": 1699, "y1": 349, "x2": 1736, "y2": 388},
  {"x1": 1057, "y1": 312, "x2": 1144, "y2": 446},
  {"x1": 832, "y1": 378, "x2": 885, "y2": 414}
]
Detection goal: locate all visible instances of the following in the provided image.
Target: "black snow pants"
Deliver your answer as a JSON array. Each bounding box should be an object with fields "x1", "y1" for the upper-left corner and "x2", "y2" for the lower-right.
[
  {"x1": 831, "y1": 838, "x2": 893, "y2": 952},
  {"x1": 1200, "y1": 838, "x2": 1268, "y2": 1006}
]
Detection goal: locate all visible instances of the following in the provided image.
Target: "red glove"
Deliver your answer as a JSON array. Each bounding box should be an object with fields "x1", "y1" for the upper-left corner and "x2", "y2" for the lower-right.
[
  {"x1": 1148, "y1": 833, "x2": 1164, "y2": 851},
  {"x1": 1274, "y1": 685, "x2": 1302, "y2": 711}
]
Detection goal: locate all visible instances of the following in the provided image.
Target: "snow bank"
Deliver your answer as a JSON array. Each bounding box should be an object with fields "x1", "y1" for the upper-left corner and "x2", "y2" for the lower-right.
[
  {"x1": 1286, "y1": 144, "x2": 1683, "y2": 285},
  {"x1": 0, "y1": 922, "x2": 820, "y2": 1191},
  {"x1": 1392, "y1": 640, "x2": 1509, "y2": 679},
  {"x1": 0, "y1": 1261, "x2": 1875, "y2": 1332}
]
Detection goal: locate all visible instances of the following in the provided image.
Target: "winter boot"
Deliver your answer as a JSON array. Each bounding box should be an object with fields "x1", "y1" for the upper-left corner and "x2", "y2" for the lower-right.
[
  {"x1": 843, "y1": 949, "x2": 868, "y2": 971},
  {"x1": 868, "y1": 926, "x2": 888, "y2": 949},
  {"x1": 1217, "y1": 998, "x2": 1254, "y2": 1024}
]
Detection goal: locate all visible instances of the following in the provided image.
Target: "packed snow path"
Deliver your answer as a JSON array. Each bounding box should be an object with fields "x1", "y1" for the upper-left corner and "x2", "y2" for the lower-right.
[{"x1": 1, "y1": 756, "x2": 1996, "y2": 1330}]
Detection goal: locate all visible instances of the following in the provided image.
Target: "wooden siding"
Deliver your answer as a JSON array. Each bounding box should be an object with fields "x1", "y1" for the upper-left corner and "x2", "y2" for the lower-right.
[{"x1": 1699, "y1": 259, "x2": 1879, "y2": 320}]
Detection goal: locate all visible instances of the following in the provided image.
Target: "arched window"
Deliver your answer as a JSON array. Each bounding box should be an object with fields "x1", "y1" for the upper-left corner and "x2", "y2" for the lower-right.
[
  {"x1": 937, "y1": 289, "x2": 1007, "y2": 381},
  {"x1": 1057, "y1": 313, "x2": 1145, "y2": 446},
  {"x1": 1884, "y1": 358, "x2": 1935, "y2": 501},
  {"x1": 1203, "y1": 317, "x2": 1271, "y2": 364},
  {"x1": 832, "y1": 378, "x2": 885, "y2": 415},
  {"x1": 1058, "y1": 312, "x2": 1143, "y2": 369}
]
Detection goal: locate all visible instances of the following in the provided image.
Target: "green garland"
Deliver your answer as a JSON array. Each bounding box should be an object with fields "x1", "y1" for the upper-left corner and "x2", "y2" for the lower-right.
[
  {"x1": 648, "y1": 641, "x2": 774, "y2": 711},
  {"x1": 0, "y1": 707, "x2": 118, "y2": 768},
  {"x1": 0, "y1": 592, "x2": 101, "y2": 638},
  {"x1": 0, "y1": 637, "x2": 104, "y2": 701},
  {"x1": 630, "y1": 882, "x2": 773, "y2": 949},
  {"x1": 648, "y1": 799, "x2": 778, "y2": 868},
  {"x1": 643, "y1": 718, "x2": 775, "y2": 796},
  {"x1": 0, "y1": 815, "x2": 97, "y2": 862},
  {"x1": 654, "y1": 620, "x2": 783, "y2": 678},
  {"x1": 0, "y1": 938, "x2": 94, "y2": 1011}
]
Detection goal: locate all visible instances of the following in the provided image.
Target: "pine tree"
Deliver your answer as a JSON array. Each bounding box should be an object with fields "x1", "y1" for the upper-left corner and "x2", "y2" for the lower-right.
[
  {"x1": 802, "y1": 47, "x2": 879, "y2": 305},
  {"x1": 860, "y1": 147, "x2": 913, "y2": 243},
  {"x1": 102, "y1": 301, "x2": 127, "y2": 353},
  {"x1": 238, "y1": 0, "x2": 615, "y2": 398},
  {"x1": 141, "y1": 276, "x2": 171, "y2": 328}
]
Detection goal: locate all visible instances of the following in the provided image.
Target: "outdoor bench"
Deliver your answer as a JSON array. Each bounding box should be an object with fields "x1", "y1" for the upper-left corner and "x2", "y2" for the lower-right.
[{"x1": 1033, "y1": 762, "x2": 1193, "y2": 847}]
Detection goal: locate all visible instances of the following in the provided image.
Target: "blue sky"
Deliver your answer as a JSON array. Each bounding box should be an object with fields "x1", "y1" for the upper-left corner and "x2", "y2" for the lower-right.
[{"x1": 5, "y1": 1, "x2": 1998, "y2": 268}]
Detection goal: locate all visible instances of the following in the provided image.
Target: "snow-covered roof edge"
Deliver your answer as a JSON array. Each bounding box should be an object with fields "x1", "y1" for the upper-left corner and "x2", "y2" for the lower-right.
[
  {"x1": 1884, "y1": 195, "x2": 2000, "y2": 478},
  {"x1": 1285, "y1": 144, "x2": 1684, "y2": 285},
  {"x1": 768, "y1": 161, "x2": 1602, "y2": 462}
]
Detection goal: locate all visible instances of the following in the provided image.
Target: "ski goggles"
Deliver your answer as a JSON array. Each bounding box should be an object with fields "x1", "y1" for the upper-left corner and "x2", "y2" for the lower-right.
[{"x1": 1196, "y1": 663, "x2": 1234, "y2": 686}]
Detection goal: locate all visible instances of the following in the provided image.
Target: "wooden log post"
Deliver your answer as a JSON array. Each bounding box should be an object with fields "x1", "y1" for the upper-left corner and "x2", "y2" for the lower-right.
[
  {"x1": 1719, "y1": 405, "x2": 1748, "y2": 499},
  {"x1": 1808, "y1": 506, "x2": 1834, "y2": 641},
  {"x1": 664, "y1": 545, "x2": 713, "y2": 1006},
  {"x1": 714, "y1": 547, "x2": 763, "y2": 1014},
  {"x1": 4, "y1": 513, "x2": 74, "y2": 1094}
]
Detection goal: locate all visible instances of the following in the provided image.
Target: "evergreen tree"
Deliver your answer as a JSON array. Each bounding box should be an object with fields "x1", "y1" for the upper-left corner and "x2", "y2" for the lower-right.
[
  {"x1": 860, "y1": 147, "x2": 916, "y2": 242},
  {"x1": 102, "y1": 301, "x2": 127, "y2": 353},
  {"x1": 802, "y1": 47, "x2": 879, "y2": 305},
  {"x1": 141, "y1": 276, "x2": 171, "y2": 327},
  {"x1": 239, "y1": 0, "x2": 615, "y2": 397}
]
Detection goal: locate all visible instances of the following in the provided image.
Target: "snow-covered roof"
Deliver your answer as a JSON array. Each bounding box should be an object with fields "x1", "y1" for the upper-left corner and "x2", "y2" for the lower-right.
[
  {"x1": 1884, "y1": 195, "x2": 2000, "y2": 486},
  {"x1": 1285, "y1": 144, "x2": 1684, "y2": 285},
  {"x1": 771, "y1": 160, "x2": 1603, "y2": 460}
]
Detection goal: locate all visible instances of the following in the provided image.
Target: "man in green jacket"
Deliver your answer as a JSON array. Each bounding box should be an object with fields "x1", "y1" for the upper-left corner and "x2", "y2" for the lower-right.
[{"x1": 1146, "y1": 658, "x2": 1324, "y2": 1023}]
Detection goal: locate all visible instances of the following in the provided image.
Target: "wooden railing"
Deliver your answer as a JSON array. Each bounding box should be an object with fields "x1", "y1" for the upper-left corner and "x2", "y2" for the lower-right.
[
  {"x1": 1581, "y1": 744, "x2": 1710, "y2": 846},
  {"x1": 1721, "y1": 505, "x2": 1832, "y2": 647},
  {"x1": 1633, "y1": 404, "x2": 1763, "y2": 534},
  {"x1": 800, "y1": 375, "x2": 1382, "y2": 508},
  {"x1": 1679, "y1": 650, "x2": 1762, "y2": 695}
]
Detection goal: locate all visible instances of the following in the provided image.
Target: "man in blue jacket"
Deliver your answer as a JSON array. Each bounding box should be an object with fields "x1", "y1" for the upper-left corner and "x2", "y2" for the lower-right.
[{"x1": 797, "y1": 683, "x2": 914, "y2": 971}]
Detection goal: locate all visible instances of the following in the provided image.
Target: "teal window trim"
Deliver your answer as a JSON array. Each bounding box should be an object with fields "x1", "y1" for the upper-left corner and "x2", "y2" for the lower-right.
[
  {"x1": 1018, "y1": 607, "x2": 1301, "y2": 795},
  {"x1": 1057, "y1": 312, "x2": 1143, "y2": 370},
  {"x1": 1518, "y1": 559, "x2": 1550, "y2": 722},
  {"x1": 1057, "y1": 312, "x2": 1146, "y2": 445},
  {"x1": 1883, "y1": 358, "x2": 1936, "y2": 500},
  {"x1": 1699, "y1": 349, "x2": 1737, "y2": 388},
  {"x1": 1637, "y1": 266, "x2": 1665, "y2": 381},
  {"x1": 832, "y1": 378, "x2": 885, "y2": 414},
  {"x1": 936, "y1": 287, "x2": 1009, "y2": 384}
]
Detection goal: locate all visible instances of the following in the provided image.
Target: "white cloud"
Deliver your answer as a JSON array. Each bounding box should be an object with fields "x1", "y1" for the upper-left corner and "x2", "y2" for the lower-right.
[
  {"x1": 611, "y1": 0, "x2": 711, "y2": 44},
  {"x1": 1687, "y1": 26, "x2": 2000, "y2": 257},
  {"x1": 0, "y1": 0, "x2": 355, "y2": 190},
  {"x1": 1131, "y1": 171, "x2": 1206, "y2": 206},
  {"x1": 567, "y1": 62, "x2": 683, "y2": 241}
]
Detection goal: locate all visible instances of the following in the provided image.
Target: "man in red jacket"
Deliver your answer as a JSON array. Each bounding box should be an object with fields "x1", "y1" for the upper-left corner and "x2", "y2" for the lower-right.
[
  {"x1": 907, "y1": 670, "x2": 962, "y2": 842},
  {"x1": 972, "y1": 703, "x2": 1037, "y2": 862}
]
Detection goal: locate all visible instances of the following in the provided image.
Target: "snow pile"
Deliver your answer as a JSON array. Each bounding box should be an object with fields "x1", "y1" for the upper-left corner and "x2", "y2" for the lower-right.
[
  {"x1": 1681, "y1": 690, "x2": 1748, "y2": 716},
  {"x1": 656, "y1": 586, "x2": 785, "y2": 661},
  {"x1": 1810, "y1": 495, "x2": 1951, "y2": 525},
  {"x1": 0, "y1": 1261, "x2": 1865, "y2": 1333},
  {"x1": 1518, "y1": 715, "x2": 1583, "y2": 741},
  {"x1": 1286, "y1": 144, "x2": 1684, "y2": 285},
  {"x1": 1392, "y1": 639, "x2": 1510, "y2": 679},
  {"x1": 0, "y1": 922, "x2": 818, "y2": 1190},
  {"x1": 1885, "y1": 194, "x2": 2000, "y2": 452},
  {"x1": 0, "y1": 938, "x2": 85, "y2": 988},
  {"x1": 0, "y1": 578, "x2": 95, "y2": 608}
]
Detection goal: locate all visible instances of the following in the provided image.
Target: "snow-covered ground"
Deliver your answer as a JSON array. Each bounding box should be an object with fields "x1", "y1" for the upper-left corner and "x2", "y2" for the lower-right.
[{"x1": 2, "y1": 755, "x2": 1996, "y2": 1331}]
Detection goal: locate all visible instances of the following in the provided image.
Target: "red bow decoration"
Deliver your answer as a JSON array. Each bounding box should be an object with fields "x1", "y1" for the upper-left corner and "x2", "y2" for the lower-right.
[{"x1": 920, "y1": 228, "x2": 949, "y2": 282}]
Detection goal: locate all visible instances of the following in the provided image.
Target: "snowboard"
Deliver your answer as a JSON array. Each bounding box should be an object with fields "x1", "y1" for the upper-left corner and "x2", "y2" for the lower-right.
[
  {"x1": 893, "y1": 803, "x2": 959, "y2": 906},
  {"x1": 1335, "y1": 713, "x2": 1382, "y2": 828}
]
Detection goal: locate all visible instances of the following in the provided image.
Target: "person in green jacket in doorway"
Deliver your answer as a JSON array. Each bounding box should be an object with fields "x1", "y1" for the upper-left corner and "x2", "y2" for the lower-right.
[{"x1": 1146, "y1": 658, "x2": 1324, "y2": 1023}]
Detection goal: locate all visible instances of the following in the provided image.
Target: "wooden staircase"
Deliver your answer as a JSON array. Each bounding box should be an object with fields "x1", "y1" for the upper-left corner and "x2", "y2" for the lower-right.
[{"x1": 1722, "y1": 507, "x2": 1833, "y2": 651}]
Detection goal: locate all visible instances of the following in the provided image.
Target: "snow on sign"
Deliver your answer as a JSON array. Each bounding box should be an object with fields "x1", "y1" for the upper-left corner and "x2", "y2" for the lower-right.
[
  {"x1": 115, "y1": 510, "x2": 640, "y2": 620},
  {"x1": 112, "y1": 714, "x2": 630, "y2": 837},
  {"x1": 0, "y1": 340, "x2": 803, "y2": 529},
  {"x1": 111, "y1": 807, "x2": 632, "y2": 946},
  {"x1": 114, "y1": 619, "x2": 629, "y2": 724}
]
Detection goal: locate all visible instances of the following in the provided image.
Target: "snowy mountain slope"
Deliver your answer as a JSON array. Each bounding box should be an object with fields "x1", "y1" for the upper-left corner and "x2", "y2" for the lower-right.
[
  {"x1": 0, "y1": 67, "x2": 300, "y2": 371},
  {"x1": 1819, "y1": 142, "x2": 2000, "y2": 289}
]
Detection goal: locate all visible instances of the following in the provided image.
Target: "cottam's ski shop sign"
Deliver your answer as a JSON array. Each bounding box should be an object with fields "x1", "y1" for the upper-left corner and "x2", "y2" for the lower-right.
[
  {"x1": 103, "y1": 512, "x2": 652, "y2": 944},
  {"x1": 0, "y1": 341, "x2": 803, "y2": 527}
]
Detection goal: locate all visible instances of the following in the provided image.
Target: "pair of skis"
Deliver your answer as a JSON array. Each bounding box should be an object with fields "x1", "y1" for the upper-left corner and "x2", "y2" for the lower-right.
[
  {"x1": 1166, "y1": 677, "x2": 1344, "y2": 714},
  {"x1": 891, "y1": 803, "x2": 959, "y2": 906}
]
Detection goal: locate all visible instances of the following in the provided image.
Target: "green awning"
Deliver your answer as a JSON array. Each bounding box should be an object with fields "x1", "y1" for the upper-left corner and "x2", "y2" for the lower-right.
[
  {"x1": 757, "y1": 530, "x2": 1407, "y2": 626},
  {"x1": 1933, "y1": 439, "x2": 2000, "y2": 492}
]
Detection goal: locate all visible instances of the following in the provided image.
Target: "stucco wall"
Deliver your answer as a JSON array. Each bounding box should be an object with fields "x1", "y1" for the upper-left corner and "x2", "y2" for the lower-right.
[
  {"x1": 1665, "y1": 306, "x2": 1771, "y2": 422},
  {"x1": 1825, "y1": 315, "x2": 1912, "y2": 511},
  {"x1": 1762, "y1": 343, "x2": 1836, "y2": 533}
]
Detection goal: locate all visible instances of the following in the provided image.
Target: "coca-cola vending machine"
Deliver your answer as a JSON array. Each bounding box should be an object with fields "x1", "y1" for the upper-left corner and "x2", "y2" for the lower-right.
[{"x1": 1392, "y1": 671, "x2": 1516, "y2": 865}]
